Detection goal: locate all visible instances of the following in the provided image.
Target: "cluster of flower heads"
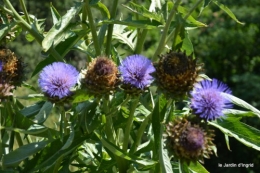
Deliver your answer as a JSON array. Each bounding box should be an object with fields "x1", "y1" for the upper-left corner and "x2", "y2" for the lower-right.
[
  {"x1": 38, "y1": 52, "x2": 234, "y2": 164},
  {"x1": 0, "y1": 48, "x2": 25, "y2": 101},
  {"x1": 38, "y1": 52, "x2": 233, "y2": 120}
]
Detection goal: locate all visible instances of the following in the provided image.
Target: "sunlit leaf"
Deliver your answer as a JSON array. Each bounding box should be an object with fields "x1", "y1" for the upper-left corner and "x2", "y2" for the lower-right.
[
  {"x1": 50, "y1": 3, "x2": 61, "y2": 25},
  {"x1": 189, "y1": 161, "x2": 209, "y2": 173},
  {"x1": 221, "y1": 93, "x2": 260, "y2": 118},
  {"x1": 209, "y1": 118, "x2": 260, "y2": 151},
  {"x1": 42, "y1": 2, "x2": 83, "y2": 51},
  {"x1": 112, "y1": 24, "x2": 137, "y2": 51},
  {"x1": 33, "y1": 101, "x2": 53, "y2": 124},
  {"x1": 123, "y1": 2, "x2": 165, "y2": 23}
]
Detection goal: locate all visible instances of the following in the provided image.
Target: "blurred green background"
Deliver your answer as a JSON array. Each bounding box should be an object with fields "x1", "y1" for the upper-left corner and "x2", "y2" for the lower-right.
[{"x1": 4, "y1": 0, "x2": 260, "y2": 172}]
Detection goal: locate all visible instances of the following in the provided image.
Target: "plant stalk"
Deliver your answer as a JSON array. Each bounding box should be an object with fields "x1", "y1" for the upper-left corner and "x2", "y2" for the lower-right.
[
  {"x1": 152, "y1": 0, "x2": 182, "y2": 60},
  {"x1": 122, "y1": 98, "x2": 139, "y2": 151},
  {"x1": 105, "y1": 0, "x2": 119, "y2": 56},
  {"x1": 19, "y1": 0, "x2": 30, "y2": 23},
  {"x1": 130, "y1": 113, "x2": 152, "y2": 153},
  {"x1": 84, "y1": 0, "x2": 101, "y2": 56}
]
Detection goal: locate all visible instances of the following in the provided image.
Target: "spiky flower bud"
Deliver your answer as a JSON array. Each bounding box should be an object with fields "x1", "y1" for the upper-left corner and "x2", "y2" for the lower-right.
[
  {"x1": 165, "y1": 117, "x2": 215, "y2": 164},
  {"x1": 84, "y1": 56, "x2": 119, "y2": 95},
  {"x1": 0, "y1": 48, "x2": 26, "y2": 87},
  {"x1": 155, "y1": 51, "x2": 202, "y2": 99}
]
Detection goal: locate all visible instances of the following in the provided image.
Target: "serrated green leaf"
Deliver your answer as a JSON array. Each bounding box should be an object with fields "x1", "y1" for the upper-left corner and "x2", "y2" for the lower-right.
[
  {"x1": 209, "y1": 118, "x2": 260, "y2": 151},
  {"x1": 212, "y1": 0, "x2": 244, "y2": 25},
  {"x1": 177, "y1": 6, "x2": 207, "y2": 27},
  {"x1": 61, "y1": 124, "x2": 75, "y2": 150},
  {"x1": 42, "y1": 2, "x2": 83, "y2": 51},
  {"x1": 221, "y1": 93, "x2": 260, "y2": 118},
  {"x1": 189, "y1": 161, "x2": 209, "y2": 173},
  {"x1": 123, "y1": 2, "x2": 164, "y2": 23},
  {"x1": 112, "y1": 24, "x2": 137, "y2": 51},
  {"x1": 50, "y1": 3, "x2": 61, "y2": 25},
  {"x1": 33, "y1": 101, "x2": 53, "y2": 124},
  {"x1": 3, "y1": 140, "x2": 50, "y2": 167}
]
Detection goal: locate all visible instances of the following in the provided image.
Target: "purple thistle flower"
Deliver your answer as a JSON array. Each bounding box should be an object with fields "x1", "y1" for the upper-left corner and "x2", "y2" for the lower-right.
[
  {"x1": 38, "y1": 62, "x2": 79, "y2": 99},
  {"x1": 190, "y1": 79, "x2": 233, "y2": 121},
  {"x1": 119, "y1": 55, "x2": 155, "y2": 89}
]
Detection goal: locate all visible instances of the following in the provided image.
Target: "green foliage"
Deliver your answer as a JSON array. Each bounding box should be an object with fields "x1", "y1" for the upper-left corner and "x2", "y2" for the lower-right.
[{"x1": 0, "y1": 0, "x2": 260, "y2": 173}]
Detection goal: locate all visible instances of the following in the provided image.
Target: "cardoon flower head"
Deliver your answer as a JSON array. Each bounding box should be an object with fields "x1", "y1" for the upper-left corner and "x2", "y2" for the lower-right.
[
  {"x1": 119, "y1": 54, "x2": 155, "y2": 93},
  {"x1": 38, "y1": 62, "x2": 79, "y2": 100},
  {"x1": 155, "y1": 51, "x2": 202, "y2": 98},
  {"x1": 190, "y1": 79, "x2": 233, "y2": 121},
  {"x1": 165, "y1": 116, "x2": 215, "y2": 164},
  {"x1": 0, "y1": 48, "x2": 26, "y2": 87},
  {"x1": 84, "y1": 56, "x2": 119, "y2": 95}
]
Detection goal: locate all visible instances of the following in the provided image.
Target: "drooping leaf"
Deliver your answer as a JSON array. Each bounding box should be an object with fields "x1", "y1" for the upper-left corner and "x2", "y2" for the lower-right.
[
  {"x1": 102, "y1": 19, "x2": 162, "y2": 29},
  {"x1": 92, "y1": 2, "x2": 110, "y2": 19},
  {"x1": 33, "y1": 101, "x2": 53, "y2": 124},
  {"x1": 177, "y1": 6, "x2": 207, "y2": 27},
  {"x1": 42, "y1": 2, "x2": 83, "y2": 51},
  {"x1": 212, "y1": 0, "x2": 244, "y2": 25},
  {"x1": 3, "y1": 140, "x2": 50, "y2": 167},
  {"x1": 20, "y1": 101, "x2": 46, "y2": 118},
  {"x1": 209, "y1": 118, "x2": 260, "y2": 151},
  {"x1": 221, "y1": 93, "x2": 260, "y2": 118}
]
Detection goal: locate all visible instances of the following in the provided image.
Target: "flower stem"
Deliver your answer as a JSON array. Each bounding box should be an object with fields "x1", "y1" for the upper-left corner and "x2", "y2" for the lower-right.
[
  {"x1": 103, "y1": 96, "x2": 116, "y2": 143},
  {"x1": 134, "y1": 29, "x2": 148, "y2": 54},
  {"x1": 84, "y1": 0, "x2": 101, "y2": 56},
  {"x1": 130, "y1": 113, "x2": 152, "y2": 153},
  {"x1": 19, "y1": 0, "x2": 30, "y2": 23},
  {"x1": 152, "y1": 0, "x2": 182, "y2": 60},
  {"x1": 105, "y1": 0, "x2": 119, "y2": 56},
  {"x1": 122, "y1": 98, "x2": 139, "y2": 151}
]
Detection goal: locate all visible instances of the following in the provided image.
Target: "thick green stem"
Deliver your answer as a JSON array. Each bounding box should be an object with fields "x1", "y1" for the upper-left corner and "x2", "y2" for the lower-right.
[
  {"x1": 152, "y1": 0, "x2": 182, "y2": 60},
  {"x1": 134, "y1": 29, "x2": 148, "y2": 54},
  {"x1": 19, "y1": 0, "x2": 30, "y2": 23},
  {"x1": 130, "y1": 113, "x2": 151, "y2": 153},
  {"x1": 4, "y1": 0, "x2": 63, "y2": 61},
  {"x1": 105, "y1": 0, "x2": 119, "y2": 56},
  {"x1": 122, "y1": 98, "x2": 139, "y2": 151},
  {"x1": 103, "y1": 97, "x2": 116, "y2": 143},
  {"x1": 84, "y1": 0, "x2": 101, "y2": 56}
]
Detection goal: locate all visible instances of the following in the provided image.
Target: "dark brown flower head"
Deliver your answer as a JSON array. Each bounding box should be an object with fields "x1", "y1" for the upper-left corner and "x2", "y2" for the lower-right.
[
  {"x1": 84, "y1": 56, "x2": 119, "y2": 95},
  {"x1": 155, "y1": 51, "x2": 202, "y2": 99},
  {"x1": 0, "y1": 48, "x2": 26, "y2": 87},
  {"x1": 165, "y1": 116, "x2": 215, "y2": 164}
]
